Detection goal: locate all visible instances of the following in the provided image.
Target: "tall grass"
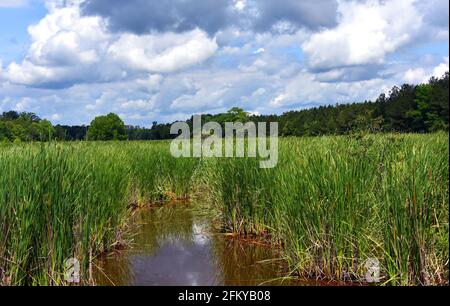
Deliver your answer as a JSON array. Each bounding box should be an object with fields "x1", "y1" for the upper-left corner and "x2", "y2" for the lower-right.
[
  {"x1": 127, "y1": 141, "x2": 200, "y2": 204},
  {"x1": 208, "y1": 133, "x2": 449, "y2": 285},
  {"x1": 0, "y1": 141, "x2": 199, "y2": 285},
  {"x1": 0, "y1": 133, "x2": 447, "y2": 285}
]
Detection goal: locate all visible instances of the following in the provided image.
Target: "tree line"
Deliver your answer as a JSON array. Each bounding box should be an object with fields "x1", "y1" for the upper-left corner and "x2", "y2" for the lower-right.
[
  {"x1": 1, "y1": 72, "x2": 448, "y2": 142},
  {"x1": 0, "y1": 111, "x2": 54, "y2": 143}
]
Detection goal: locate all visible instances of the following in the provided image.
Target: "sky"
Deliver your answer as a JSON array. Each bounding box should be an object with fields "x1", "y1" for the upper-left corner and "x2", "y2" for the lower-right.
[{"x1": 0, "y1": 0, "x2": 448, "y2": 126}]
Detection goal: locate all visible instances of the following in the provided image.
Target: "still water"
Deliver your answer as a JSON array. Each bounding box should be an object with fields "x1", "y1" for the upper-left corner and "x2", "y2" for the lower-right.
[{"x1": 94, "y1": 203, "x2": 300, "y2": 286}]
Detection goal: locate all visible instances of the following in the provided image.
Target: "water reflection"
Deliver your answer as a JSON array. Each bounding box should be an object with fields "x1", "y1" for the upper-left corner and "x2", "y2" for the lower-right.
[{"x1": 94, "y1": 203, "x2": 298, "y2": 286}]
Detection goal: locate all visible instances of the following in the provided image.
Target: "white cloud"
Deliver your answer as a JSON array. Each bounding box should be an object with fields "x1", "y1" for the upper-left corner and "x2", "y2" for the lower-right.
[
  {"x1": 268, "y1": 70, "x2": 395, "y2": 109},
  {"x1": 107, "y1": 30, "x2": 217, "y2": 73},
  {"x1": 0, "y1": 0, "x2": 448, "y2": 126},
  {"x1": 403, "y1": 68, "x2": 426, "y2": 84},
  {"x1": 252, "y1": 87, "x2": 266, "y2": 96},
  {"x1": 3, "y1": 3, "x2": 217, "y2": 87},
  {"x1": 136, "y1": 74, "x2": 163, "y2": 89},
  {"x1": 233, "y1": 0, "x2": 247, "y2": 11},
  {"x1": 403, "y1": 56, "x2": 449, "y2": 83},
  {"x1": 120, "y1": 99, "x2": 155, "y2": 112},
  {"x1": 6, "y1": 61, "x2": 57, "y2": 85},
  {"x1": 302, "y1": 0, "x2": 423, "y2": 70},
  {"x1": 253, "y1": 48, "x2": 265, "y2": 55},
  {"x1": 85, "y1": 91, "x2": 117, "y2": 111},
  {"x1": 170, "y1": 85, "x2": 230, "y2": 111},
  {"x1": 3, "y1": 5, "x2": 112, "y2": 86},
  {"x1": 26, "y1": 6, "x2": 108, "y2": 66},
  {"x1": 239, "y1": 58, "x2": 267, "y2": 72},
  {"x1": 14, "y1": 97, "x2": 32, "y2": 111},
  {"x1": 432, "y1": 56, "x2": 449, "y2": 78}
]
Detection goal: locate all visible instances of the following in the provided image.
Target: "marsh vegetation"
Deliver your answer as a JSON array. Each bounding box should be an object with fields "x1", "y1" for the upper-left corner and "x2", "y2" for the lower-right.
[{"x1": 0, "y1": 133, "x2": 448, "y2": 285}]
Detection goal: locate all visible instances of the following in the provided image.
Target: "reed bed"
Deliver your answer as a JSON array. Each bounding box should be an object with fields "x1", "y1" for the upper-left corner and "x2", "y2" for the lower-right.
[
  {"x1": 0, "y1": 133, "x2": 448, "y2": 285},
  {"x1": 208, "y1": 133, "x2": 449, "y2": 285},
  {"x1": 0, "y1": 141, "x2": 199, "y2": 285}
]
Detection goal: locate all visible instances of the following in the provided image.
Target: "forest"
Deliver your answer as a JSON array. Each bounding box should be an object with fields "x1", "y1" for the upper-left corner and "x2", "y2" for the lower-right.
[{"x1": 0, "y1": 72, "x2": 448, "y2": 142}]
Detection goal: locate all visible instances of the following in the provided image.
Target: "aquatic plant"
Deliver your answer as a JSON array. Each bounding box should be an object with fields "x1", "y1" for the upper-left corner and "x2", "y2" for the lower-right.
[
  {"x1": 209, "y1": 133, "x2": 449, "y2": 285},
  {"x1": 0, "y1": 133, "x2": 447, "y2": 285}
]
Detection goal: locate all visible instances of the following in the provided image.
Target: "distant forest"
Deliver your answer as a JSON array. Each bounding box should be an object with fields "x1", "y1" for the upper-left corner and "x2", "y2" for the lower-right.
[{"x1": 1, "y1": 72, "x2": 448, "y2": 142}]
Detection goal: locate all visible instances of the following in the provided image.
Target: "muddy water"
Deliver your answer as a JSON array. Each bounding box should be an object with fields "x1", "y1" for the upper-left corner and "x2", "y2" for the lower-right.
[{"x1": 94, "y1": 203, "x2": 300, "y2": 286}]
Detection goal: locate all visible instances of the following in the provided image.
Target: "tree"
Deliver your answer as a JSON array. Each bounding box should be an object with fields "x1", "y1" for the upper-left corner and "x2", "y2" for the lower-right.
[
  {"x1": 223, "y1": 107, "x2": 249, "y2": 122},
  {"x1": 0, "y1": 121, "x2": 9, "y2": 141},
  {"x1": 0, "y1": 71, "x2": 448, "y2": 142},
  {"x1": 87, "y1": 113, "x2": 127, "y2": 141},
  {"x1": 30, "y1": 120, "x2": 55, "y2": 141},
  {"x1": 7, "y1": 121, "x2": 27, "y2": 141},
  {"x1": 1, "y1": 111, "x2": 19, "y2": 121}
]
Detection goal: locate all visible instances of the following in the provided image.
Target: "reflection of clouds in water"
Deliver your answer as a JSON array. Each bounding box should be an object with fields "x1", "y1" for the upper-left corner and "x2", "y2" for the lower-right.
[
  {"x1": 130, "y1": 242, "x2": 216, "y2": 285},
  {"x1": 128, "y1": 219, "x2": 216, "y2": 286},
  {"x1": 95, "y1": 206, "x2": 293, "y2": 286},
  {"x1": 192, "y1": 223, "x2": 210, "y2": 246},
  {"x1": 186, "y1": 272, "x2": 200, "y2": 286}
]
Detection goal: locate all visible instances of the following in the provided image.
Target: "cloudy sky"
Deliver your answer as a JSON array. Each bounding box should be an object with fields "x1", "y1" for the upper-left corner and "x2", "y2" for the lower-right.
[{"x1": 0, "y1": 0, "x2": 448, "y2": 126}]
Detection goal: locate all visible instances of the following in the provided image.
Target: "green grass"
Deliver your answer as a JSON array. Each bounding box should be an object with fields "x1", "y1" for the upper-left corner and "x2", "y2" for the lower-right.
[
  {"x1": 0, "y1": 141, "x2": 200, "y2": 285},
  {"x1": 0, "y1": 133, "x2": 448, "y2": 285},
  {"x1": 208, "y1": 133, "x2": 449, "y2": 285}
]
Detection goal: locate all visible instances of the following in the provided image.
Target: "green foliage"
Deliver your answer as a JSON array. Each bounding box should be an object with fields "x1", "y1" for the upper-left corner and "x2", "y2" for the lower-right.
[
  {"x1": 0, "y1": 134, "x2": 447, "y2": 285},
  {"x1": 1, "y1": 72, "x2": 448, "y2": 142},
  {"x1": 31, "y1": 120, "x2": 55, "y2": 141},
  {"x1": 86, "y1": 113, "x2": 127, "y2": 141},
  {"x1": 0, "y1": 111, "x2": 55, "y2": 142},
  {"x1": 221, "y1": 107, "x2": 249, "y2": 123},
  {"x1": 208, "y1": 133, "x2": 449, "y2": 285},
  {"x1": 0, "y1": 141, "x2": 200, "y2": 285},
  {"x1": 54, "y1": 125, "x2": 88, "y2": 141}
]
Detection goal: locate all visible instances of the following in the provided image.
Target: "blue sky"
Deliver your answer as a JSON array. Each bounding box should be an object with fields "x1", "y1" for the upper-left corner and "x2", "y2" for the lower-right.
[
  {"x1": 0, "y1": 0, "x2": 448, "y2": 126},
  {"x1": 0, "y1": 0, "x2": 46, "y2": 63}
]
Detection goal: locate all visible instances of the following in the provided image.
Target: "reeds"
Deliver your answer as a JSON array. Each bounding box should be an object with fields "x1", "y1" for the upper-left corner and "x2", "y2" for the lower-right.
[
  {"x1": 0, "y1": 141, "x2": 200, "y2": 285},
  {"x1": 0, "y1": 133, "x2": 447, "y2": 285},
  {"x1": 208, "y1": 133, "x2": 449, "y2": 285}
]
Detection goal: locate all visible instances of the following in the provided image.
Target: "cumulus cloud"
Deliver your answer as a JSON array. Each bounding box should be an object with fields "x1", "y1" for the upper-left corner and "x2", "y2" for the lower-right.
[
  {"x1": 246, "y1": 0, "x2": 338, "y2": 33},
  {"x1": 81, "y1": 0, "x2": 338, "y2": 35},
  {"x1": 2, "y1": 2, "x2": 217, "y2": 88},
  {"x1": 120, "y1": 98, "x2": 155, "y2": 113},
  {"x1": 403, "y1": 56, "x2": 449, "y2": 84},
  {"x1": 302, "y1": 0, "x2": 423, "y2": 71},
  {"x1": 433, "y1": 60, "x2": 450, "y2": 78},
  {"x1": 0, "y1": 0, "x2": 448, "y2": 126},
  {"x1": 107, "y1": 30, "x2": 217, "y2": 73},
  {"x1": 3, "y1": 4, "x2": 114, "y2": 87},
  {"x1": 82, "y1": 0, "x2": 231, "y2": 36},
  {"x1": 269, "y1": 72, "x2": 391, "y2": 109}
]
